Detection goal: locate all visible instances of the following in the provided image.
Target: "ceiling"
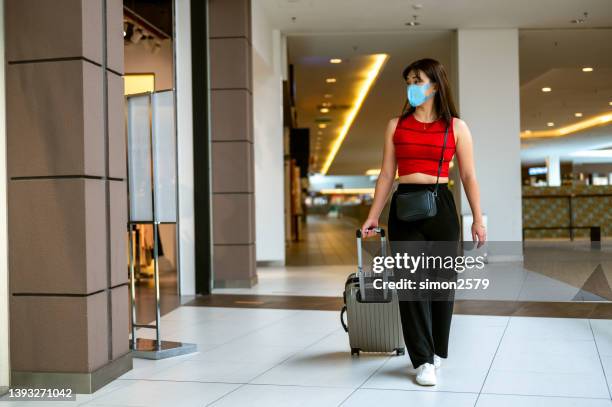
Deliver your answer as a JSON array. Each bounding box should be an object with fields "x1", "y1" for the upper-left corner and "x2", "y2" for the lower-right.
[
  {"x1": 123, "y1": 0, "x2": 173, "y2": 37},
  {"x1": 289, "y1": 31, "x2": 455, "y2": 174},
  {"x1": 521, "y1": 125, "x2": 612, "y2": 165},
  {"x1": 260, "y1": 0, "x2": 612, "y2": 174},
  {"x1": 519, "y1": 29, "x2": 612, "y2": 132},
  {"x1": 259, "y1": 0, "x2": 612, "y2": 32}
]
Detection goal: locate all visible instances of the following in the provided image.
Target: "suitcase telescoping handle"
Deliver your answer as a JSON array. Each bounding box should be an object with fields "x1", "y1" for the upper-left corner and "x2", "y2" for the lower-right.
[{"x1": 355, "y1": 227, "x2": 388, "y2": 302}]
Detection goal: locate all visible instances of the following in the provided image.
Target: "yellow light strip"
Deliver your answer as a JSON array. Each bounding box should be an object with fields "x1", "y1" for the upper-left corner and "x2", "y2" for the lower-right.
[
  {"x1": 521, "y1": 113, "x2": 612, "y2": 139},
  {"x1": 320, "y1": 188, "x2": 375, "y2": 195},
  {"x1": 320, "y1": 54, "x2": 389, "y2": 174},
  {"x1": 365, "y1": 168, "x2": 380, "y2": 176}
]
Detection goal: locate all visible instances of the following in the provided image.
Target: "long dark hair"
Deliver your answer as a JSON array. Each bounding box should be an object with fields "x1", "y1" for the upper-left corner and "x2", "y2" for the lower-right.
[{"x1": 399, "y1": 58, "x2": 459, "y2": 126}]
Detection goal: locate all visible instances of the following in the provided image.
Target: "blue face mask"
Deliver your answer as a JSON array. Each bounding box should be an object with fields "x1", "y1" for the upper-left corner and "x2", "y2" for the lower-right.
[{"x1": 407, "y1": 83, "x2": 434, "y2": 107}]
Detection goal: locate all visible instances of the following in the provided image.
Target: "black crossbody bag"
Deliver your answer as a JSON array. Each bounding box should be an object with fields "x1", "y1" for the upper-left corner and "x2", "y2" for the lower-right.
[{"x1": 395, "y1": 124, "x2": 449, "y2": 222}]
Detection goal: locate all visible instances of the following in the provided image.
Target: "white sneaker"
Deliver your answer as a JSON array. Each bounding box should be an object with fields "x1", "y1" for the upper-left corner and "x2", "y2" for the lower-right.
[
  {"x1": 433, "y1": 354, "x2": 442, "y2": 369},
  {"x1": 415, "y1": 362, "x2": 437, "y2": 386}
]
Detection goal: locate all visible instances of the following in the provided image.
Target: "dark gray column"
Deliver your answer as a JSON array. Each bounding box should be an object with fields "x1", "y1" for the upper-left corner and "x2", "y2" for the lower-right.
[{"x1": 5, "y1": 0, "x2": 131, "y2": 393}]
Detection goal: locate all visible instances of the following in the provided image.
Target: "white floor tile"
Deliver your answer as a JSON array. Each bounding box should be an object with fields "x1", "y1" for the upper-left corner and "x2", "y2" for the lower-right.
[
  {"x1": 590, "y1": 319, "x2": 612, "y2": 357},
  {"x1": 117, "y1": 354, "x2": 198, "y2": 380},
  {"x1": 341, "y1": 388, "x2": 477, "y2": 407},
  {"x1": 482, "y1": 316, "x2": 609, "y2": 398},
  {"x1": 476, "y1": 393, "x2": 612, "y2": 407},
  {"x1": 595, "y1": 355, "x2": 612, "y2": 394},
  {"x1": 213, "y1": 265, "x2": 353, "y2": 297},
  {"x1": 503, "y1": 317, "x2": 593, "y2": 341},
  {"x1": 362, "y1": 314, "x2": 506, "y2": 393},
  {"x1": 362, "y1": 354, "x2": 489, "y2": 393},
  {"x1": 188, "y1": 342, "x2": 298, "y2": 364},
  {"x1": 210, "y1": 384, "x2": 353, "y2": 407},
  {"x1": 481, "y1": 369, "x2": 610, "y2": 398},
  {"x1": 251, "y1": 332, "x2": 389, "y2": 388},
  {"x1": 492, "y1": 338, "x2": 600, "y2": 374},
  {"x1": 149, "y1": 359, "x2": 280, "y2": 383},
  {"x1": 225, "y1": 322, "x2": 338, "y2": 349},
  {"x1": 82, "y1": 380, "x2": 239, "y2": 407}
]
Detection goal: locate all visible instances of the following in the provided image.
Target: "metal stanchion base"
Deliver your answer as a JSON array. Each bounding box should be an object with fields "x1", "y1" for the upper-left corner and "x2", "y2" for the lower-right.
[{"x1": 130, "y1": 338, "x2": 197, "y2": 360}]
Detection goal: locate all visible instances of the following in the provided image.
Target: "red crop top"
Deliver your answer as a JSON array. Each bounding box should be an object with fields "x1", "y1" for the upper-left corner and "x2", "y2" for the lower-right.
[{"x1": 393, "y1": 114, "x2": 456, "y2": 177}]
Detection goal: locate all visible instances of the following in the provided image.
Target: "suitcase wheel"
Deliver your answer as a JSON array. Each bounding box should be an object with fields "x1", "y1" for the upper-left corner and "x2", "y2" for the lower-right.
[
  {"x1": 351, "y1": 348, "x2": 360, "y2": 356},
  {"x1": 394, "y1": 348, "x2": 405, "y2": 356}
]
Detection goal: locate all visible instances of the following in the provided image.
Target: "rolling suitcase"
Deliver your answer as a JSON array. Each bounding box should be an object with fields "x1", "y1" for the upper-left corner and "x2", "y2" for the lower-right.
[{"x1": 340, "y1": 227, "x2": 405, "y2": 356}]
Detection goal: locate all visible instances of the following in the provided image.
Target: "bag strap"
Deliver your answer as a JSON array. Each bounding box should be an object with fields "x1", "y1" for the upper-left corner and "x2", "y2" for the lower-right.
[{"x1": 433, "y1": 120, "x2": 450, "y2": 196}]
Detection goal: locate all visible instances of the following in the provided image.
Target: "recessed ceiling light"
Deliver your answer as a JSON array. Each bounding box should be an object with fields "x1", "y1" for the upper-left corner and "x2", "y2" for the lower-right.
[
  {"x1": 541, "y1": 87, "x2": 552, "y2": 92},
  {"x1": 326, "y1": 78, "x2": 336, "y2": 83},
  {"x1": 582, "y1": 67, "x2": 593, "y2": 72},
  {"x1": 324, "y1": 94, "x2": 333, "y2": 98},
  {"x1": 330, "y1": 58, "x2": 342, "y2": 64},
  {"x1": 547, "y1": 122, "x2": 555, "y2": 127},
  {"x1": 571, "y1": 12, "x2": 588, "y2": 24},
  {"x1": 575, "y1": 112, "x2": 583, "y2": 117},
  {"x1": 318, "y1": 123, "x2": 327, "y2": 129},
  {"x1": 609, "y1": 101, "x2": 612, "y2": 106},
  {"x1": 320, "y1": 107, "x2": 329, "y2": 113},
  {"x1": 317, "y1": 131, "x2": 323, "y2": 135},
  {"x1": 405, "y1": 14, "x2": 420, "y2": 26}
]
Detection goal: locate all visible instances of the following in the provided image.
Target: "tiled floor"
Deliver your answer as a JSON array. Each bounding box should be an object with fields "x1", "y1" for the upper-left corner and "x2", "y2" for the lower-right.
[
  {"x1": 285, "y1": 216, "x2": 359, "y2": 266},
  {"x1": 10, "y1": 305, "x2": 612, "y2": 406}
]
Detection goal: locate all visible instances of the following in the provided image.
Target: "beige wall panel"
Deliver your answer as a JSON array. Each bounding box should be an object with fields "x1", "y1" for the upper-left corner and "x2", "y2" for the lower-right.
[
  {"x1": 106, "y1": 0, "x2": 124, "y2": 74},
  {"x1": 209, "y1": 0, "x2": 251, "y2": 40},
  {"x1": 213, "y1": 243, "x2": 256, "y2": 283},
  {"x1": 212, "y1": 193, "x2": 255, "y2": 245},
  {"x1": 211, "y1": 89, "x2": 252, "y2": 142},
  {"x1": 109, "y1": 180, "x2": 128, "y2": 287},
  {"x1": 110, "y1": 285, "x2": 130, "y2": 359},
  {"x1": 211, "y1": 142, "x2": 254, "y2": 193},
  {"x1": 7, "y1": 60, "x2": 104, "y2": 177},
  {"x1": 9, "y1": 179, "x2": 107, "y2": 294},
  {"x1": 210, "y1": 38, "x2": 251, "y2": 90},
  {"x1": 5, "y1": 0, "x2": 103, "y2": 63},
  {"x1": 107, "y1": 72, "x2": 126, "y2": 179},
  {"x1": 10, "y1": 291, "x2": 108, "y2": 372}
]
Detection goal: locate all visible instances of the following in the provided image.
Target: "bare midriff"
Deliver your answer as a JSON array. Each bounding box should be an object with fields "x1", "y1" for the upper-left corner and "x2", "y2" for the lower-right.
[{"x1": 397, "y1": 172, "x2": 449, "y2": 184}]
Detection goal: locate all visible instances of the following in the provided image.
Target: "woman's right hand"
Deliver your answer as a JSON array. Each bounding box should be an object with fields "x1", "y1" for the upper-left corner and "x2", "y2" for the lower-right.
[{"x1": 361, "y1": 218, "x2": 379, "y2": 238}]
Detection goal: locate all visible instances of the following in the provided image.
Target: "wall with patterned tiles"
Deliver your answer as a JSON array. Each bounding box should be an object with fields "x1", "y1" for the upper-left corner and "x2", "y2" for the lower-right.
[{"x1": 522, "y1": 185, "x2": 612, "y2": 239}]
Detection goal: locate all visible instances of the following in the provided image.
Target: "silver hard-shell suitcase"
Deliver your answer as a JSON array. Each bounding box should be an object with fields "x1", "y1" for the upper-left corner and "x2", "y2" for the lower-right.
[{"x1": 340, "y1": 227, "x2": 405, "y2": 356}]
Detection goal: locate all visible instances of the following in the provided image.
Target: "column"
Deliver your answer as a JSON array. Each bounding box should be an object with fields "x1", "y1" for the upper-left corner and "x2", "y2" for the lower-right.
[
  {"x1": 252, "y1": 4, "x2": 286, "y2": 264},
  {"x1": 5, "y1": 0, "x2": 131, "y2": 392},
  {"x1": 0, "y1": 0, "x2": 8, "y2": 395},
  {"x1": 546, "y1": 155, "x2": 561, "y2": 186},
  {"x1": 175, "y1": 0, "x2": 196, "y2": 295},
  {"x1": 456, "y1": 29, "x2": 523, "y2": 246},
  {"x1": 209, "y1": 0, "x2": 257, "y2": 287}
]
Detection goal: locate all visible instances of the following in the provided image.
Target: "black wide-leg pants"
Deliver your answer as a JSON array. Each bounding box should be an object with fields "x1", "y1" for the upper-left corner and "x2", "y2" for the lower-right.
[{"x1": 387, "y1": 183, "x2": 460, "y2": 368}]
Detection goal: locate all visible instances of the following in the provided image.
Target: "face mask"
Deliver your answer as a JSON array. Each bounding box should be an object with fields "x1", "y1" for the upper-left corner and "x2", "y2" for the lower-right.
[{"x1": 407, "y1": 83, "x2": 434, "y2": 107}]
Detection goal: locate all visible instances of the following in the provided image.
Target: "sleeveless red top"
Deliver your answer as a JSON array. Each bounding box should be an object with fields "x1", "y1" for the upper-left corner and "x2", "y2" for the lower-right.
[{"x1": 393, "y1": 114, "x2": 456, "y2": 177}]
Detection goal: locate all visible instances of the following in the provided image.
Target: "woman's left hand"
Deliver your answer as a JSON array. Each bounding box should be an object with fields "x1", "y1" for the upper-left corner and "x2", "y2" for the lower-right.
[{"x1": 472, "y1": 222, "x2": 487, "y2": 248}]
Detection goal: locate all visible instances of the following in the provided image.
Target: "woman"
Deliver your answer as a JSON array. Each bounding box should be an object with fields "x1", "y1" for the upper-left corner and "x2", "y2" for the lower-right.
[{"x1": 361, "y1": 58, "x2": 486, "y2": 386}]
